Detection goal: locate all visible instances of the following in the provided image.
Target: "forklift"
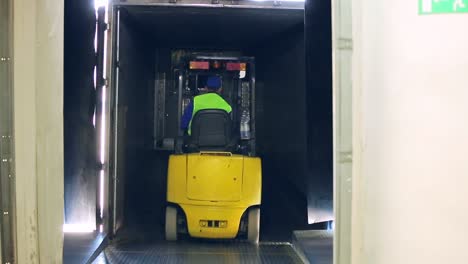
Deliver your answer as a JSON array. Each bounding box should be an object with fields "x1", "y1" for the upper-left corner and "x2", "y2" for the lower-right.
[{"x1": 164, "y1": 54, "x2": 262, "y2": 243}]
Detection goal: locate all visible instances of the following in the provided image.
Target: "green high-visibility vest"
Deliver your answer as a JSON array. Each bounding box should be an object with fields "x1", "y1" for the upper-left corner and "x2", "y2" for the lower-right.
[{"x1": 188, "y1": 93, "x2": 232, "y2": 135}]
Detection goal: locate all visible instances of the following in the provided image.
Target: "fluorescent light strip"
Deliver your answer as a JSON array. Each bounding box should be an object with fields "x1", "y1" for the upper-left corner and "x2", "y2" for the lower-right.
[
  {"x1": 252, "y1": 0, "x2": 305, "y2": 1},
  {"x1": 103, "y1": 29, "x2": 108, "y2": 79},
  {"x1": 94, "y1": 0, "x2": 108, "y2": 9},
  {"x1": 93, "y1": 66, "x2": 97, "y2": 91},
  {"x1": 100, "y1": 170, "x2": 104, "y2": 218},
  {"x1": 94, "y1": 0, "x2": 109, "y2": 228},
  {"x1": 100, "y1": 86, "x2": 106, "y2": 163},
  {"x1": 63, "y1": 224, "x2": 95, "y2": 233}
]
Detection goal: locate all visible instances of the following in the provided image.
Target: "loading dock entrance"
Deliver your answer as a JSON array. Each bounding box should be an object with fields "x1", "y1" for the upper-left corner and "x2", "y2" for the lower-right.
[{"x1": 63, "y1": 0, "x2": 334, "y2": 263}]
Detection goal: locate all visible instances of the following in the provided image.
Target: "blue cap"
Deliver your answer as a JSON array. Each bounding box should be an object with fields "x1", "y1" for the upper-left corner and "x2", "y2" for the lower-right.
[{"x1": 206, "y1": 76, "x2": 222, "y2": 90}]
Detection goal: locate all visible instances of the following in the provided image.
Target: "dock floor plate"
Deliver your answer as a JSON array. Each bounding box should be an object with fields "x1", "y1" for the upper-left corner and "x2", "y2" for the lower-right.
[
  {"x1": 63, "y1": 232, "x2": 106, "y2": 264},
  {"x1": 292, "y1": 230, "x2": 333, "y2": 264},
  {"x1": 92, "y1": 241, "x2": 304, "y2": 264}
]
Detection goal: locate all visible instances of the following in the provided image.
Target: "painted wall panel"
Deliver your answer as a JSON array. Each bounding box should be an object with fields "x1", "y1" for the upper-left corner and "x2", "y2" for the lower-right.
[
  {"x1": 352, "y1": 1, "x2": 468, "y2": 263},
  {"x1": 13, "y1": 0, "x2": 64, "y2": 263}
]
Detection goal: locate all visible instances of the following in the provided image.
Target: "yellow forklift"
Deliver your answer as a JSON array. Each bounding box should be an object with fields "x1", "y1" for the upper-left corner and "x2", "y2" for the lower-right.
[{"x1": 165, "y1": 55, "x2": 262, "y2": 243}]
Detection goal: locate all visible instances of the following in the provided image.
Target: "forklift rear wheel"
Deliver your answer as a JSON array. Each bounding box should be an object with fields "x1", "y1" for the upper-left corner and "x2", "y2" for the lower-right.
[
  {"x1": 165, "y1": 206, "x2": 178, "y2": 241},
  {"x1": 247, "y1": 208, "x2": 260, "y2": 244}
]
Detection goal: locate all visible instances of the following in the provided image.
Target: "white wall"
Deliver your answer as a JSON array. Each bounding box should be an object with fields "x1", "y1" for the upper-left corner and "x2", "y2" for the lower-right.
[
  {"x1": 351, "y1": 1, "x2": 468, "y2": 264},
  {"x1": 13, "y1": 0, "x2": 64, "y2": 263}
]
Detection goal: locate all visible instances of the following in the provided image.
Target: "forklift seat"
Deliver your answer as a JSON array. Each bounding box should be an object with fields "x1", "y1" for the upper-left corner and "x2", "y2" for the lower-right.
[{"x1": 187, "y1": 109, "x2": 234, "y2": 152}]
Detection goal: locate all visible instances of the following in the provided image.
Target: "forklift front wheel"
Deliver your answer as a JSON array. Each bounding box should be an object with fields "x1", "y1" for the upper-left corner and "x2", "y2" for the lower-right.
[
  {"x1": 247, "y1": 208, "x2": 260, "y2": 244},
  {"x1": 165, "y1": 206, "x2": 178, "y2": 241}
]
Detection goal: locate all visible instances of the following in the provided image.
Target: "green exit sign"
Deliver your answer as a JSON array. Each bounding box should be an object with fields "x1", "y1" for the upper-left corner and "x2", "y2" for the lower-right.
[{"x1": 419, "y1": 0, "x2": 468, "y2": 14}]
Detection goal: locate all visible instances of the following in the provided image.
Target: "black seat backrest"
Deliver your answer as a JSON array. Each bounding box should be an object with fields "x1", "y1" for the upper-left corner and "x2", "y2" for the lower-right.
[{"x1": 188, "y1": 109, "x2": 232, "y2": 151}]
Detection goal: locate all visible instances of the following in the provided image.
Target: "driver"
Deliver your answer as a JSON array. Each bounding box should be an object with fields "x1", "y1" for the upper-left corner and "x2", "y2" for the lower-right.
[{"x1": 180, "y1": 76, "x2": 232, "y2": 135}]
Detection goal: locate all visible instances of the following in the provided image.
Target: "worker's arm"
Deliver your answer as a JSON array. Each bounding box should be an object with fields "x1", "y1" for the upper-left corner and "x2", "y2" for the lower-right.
[{"x1": 180, "y1": 101, "x2": 194, "y2": 130}]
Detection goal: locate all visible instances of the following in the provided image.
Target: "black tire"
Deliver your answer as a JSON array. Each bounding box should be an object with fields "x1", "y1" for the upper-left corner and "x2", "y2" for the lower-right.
[
  {"x1": 165, "y1": 206, "x2": 177, "y2": 241},
  {"x1": 247, "y1": 208, "x2": 260, "y2": 244}
]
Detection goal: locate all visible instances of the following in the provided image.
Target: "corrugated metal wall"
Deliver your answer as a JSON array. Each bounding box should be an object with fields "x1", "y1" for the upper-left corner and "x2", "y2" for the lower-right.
[
  {"x1": 116, "y1": 13, "x2": 160, "y2": 231},
  {"x1": 64, "y1": 0, "x2": 98, "y2": 229},
  {"x1": 305, "y1": 0, "x2": 334, "y2": 224},
  {"x1": 253, "y1": 25, "x2": 310, "y2": 237}
]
